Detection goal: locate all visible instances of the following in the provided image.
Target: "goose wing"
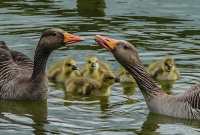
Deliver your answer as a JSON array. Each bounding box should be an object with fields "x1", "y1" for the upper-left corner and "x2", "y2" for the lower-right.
[
  {"x1": 10, "y1": 50, "x2": 33, "y2": 70},
  {"x1": 0, "y1": 41, "x2": 33, "y2": 70},
  {"x1": 0, "y1": 49, "x2": 22, "y2": 87},
  {"x1": 0, "y1": 48, "x2": 33, "y2": 99}
]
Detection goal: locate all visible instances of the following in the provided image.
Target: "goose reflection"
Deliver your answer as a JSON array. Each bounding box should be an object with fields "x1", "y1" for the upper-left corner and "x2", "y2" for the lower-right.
[
  {"x1": 137, "y1": 112, "x2": 200, "y2": 135},
  {"x1": 77, "y1": 0, "x2": 105, "y2": 17},
  {"x1": 0, "y1": 101, "x2": 47, "y2": 135}
]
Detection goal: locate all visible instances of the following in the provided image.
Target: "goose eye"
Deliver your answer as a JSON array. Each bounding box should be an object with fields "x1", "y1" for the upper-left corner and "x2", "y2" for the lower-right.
[
  {"x1": 52, "y1": 33, "x2": 57, "y2": 36},
  {"x1": 123, "y1": 45, "x2": 129, "y2": 49}
]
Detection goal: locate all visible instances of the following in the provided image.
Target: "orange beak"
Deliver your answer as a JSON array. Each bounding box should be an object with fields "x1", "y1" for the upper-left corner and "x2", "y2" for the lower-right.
[
  {"x1": 95, "y1": 35, "x2": 119, "y2": 51},
  {"x1": 63, "y1": 32, "x2": 84, "y2": 44}
]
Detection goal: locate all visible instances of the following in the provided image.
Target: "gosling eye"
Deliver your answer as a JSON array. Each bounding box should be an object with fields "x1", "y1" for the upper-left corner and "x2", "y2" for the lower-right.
[
  {"x1": 107, "y1": 76, "x2": 114, "y2": 80},
  {"x1": 88, "y1": 61, "x2": 91, "y2": 64},
  {"x1": 66, "y1": 63, "x2": 71, "y2": 66}
]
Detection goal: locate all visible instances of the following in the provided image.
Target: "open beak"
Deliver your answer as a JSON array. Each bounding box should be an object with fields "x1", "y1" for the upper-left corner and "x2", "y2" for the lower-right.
[
  {"x1": 72, "y1": 65, "x2": 79, "y2": 70},
  {"x1": 63, "y1": 32, "x2": 84, "y2": 45},
  {"x1": 95, "y1": 35, "x2": 119, "y2": 51}
]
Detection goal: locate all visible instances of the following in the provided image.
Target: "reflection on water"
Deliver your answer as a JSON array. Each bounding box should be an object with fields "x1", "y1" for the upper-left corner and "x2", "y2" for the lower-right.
[
  {"x1": 121, "y1": 82, "x2": 137, "y2": 96},
  {"x1": 77, "y1": 0, "x2": 105, "y2": 17},
  {"x1": 0, "y1": 0, "x2": 199, "y2": 134},
  {"x1": 0, "y1": 101, "x2": 47, "y2": 135},
  {"x1": 64, "y1": 93, "x2": 111, "y2": 112},
  {"x1": 137, "y1": 113, "x2": 200, "y2": 135}
]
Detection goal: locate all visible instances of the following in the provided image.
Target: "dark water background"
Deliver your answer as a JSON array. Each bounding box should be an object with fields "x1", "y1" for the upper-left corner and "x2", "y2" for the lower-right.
[{"x1": 0, "y1": 0, "x2": 199, "y2": 134}]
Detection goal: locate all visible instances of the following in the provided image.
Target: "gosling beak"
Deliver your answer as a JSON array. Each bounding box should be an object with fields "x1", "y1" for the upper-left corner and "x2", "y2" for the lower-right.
[
  {"x1": 63, "y1": 32, "x2": 84, "y2": 45},
  {"x1": 91, "y1": 63, "x2": 97, "y2": 68},
  {"x1": 95, "y1": 35, "x2": 119, "y2": 51},
  {"x1": 72, "y1": 65, "x2": 78, "y2": 70},
  {"x1": 166, "y1": 64, "x2": 173, "y2": 72},
  {"x1": 115, "y1": 77, "x2": 120, "y2": 82}
]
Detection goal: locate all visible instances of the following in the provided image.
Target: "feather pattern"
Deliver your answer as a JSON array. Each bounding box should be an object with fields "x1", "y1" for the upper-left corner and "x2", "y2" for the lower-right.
[{"x1": 178, "y1": 84, "x2": 200, "y2": 110}]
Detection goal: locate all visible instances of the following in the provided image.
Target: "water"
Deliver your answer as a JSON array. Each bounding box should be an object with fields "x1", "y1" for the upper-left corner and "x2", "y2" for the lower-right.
[{"x1": 0, "y1": 0, "x2": 199, "y2": 134}]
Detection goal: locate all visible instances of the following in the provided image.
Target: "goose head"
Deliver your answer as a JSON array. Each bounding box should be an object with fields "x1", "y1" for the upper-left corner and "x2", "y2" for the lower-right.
[
  {"x1": 95, "y1": 35, "x2": 140, "y2": 67},
  {"x1": 37, "y1": 28, "x2": 83, "y2": 51},
  {"x1": 31, "y1": 28, "x2": 83, "y2": 79}
]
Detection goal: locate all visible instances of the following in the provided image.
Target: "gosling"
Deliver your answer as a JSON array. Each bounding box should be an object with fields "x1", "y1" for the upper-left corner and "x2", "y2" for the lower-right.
[
  {"x1": 48, "y1": 58, "x2": 81, "y2": 83},
  {"x1": 65, "y1": 71, "x2": 118, "y2": 97},
  {"x1": 118, "y1": 67, "x2": 137, "y2": 96},
  {"x1": 147, "y1": 57, "x2": 180, "y2": 81},
  {"x1": 118, "y1": 67, "x2": 136, "y2": 83},
  {"x1": 81, "y1": 56, "x2": 112, "y2": 81}
]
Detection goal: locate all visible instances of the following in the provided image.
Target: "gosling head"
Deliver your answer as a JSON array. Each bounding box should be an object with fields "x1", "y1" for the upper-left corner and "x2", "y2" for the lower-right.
[
  {"x1": 86, "y1": 56, "x2": 100, "y2": 71},
  {"x1": 95, "y1": 35, "x2": 140, "y2": 67},
  {"x1": 38, "y1": 28, "x2": 83, "y2": 51},
  {"x1": 63, "y1": 58, "x2": 79, "y2": 73},
  {"x1": 163, "y1": 57, "x2": 175, "y2": 72},
  {"x1": 101, "y1": 72, "x2": 119, "y2": 86}
]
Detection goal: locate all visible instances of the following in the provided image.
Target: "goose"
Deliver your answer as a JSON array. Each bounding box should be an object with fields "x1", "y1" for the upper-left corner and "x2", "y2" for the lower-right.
[
  {"x1": 95, "y1": 35, "x2": 200, "y2": 120},
  {"x1": 147, "y1": 57, "x2": 180, "y2": 81},
  {"x1": 48, "y1": 58, "x2": 81, "y2": 83},
  {"x1": 65, "y1": 71, "x2": 117, "y2": 96},
  {"x1": 0, "y1": 28, "x2": 82, "y2": 100}
]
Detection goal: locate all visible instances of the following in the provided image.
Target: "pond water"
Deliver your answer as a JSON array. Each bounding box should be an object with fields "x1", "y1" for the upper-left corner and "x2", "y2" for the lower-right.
[{"x1": 0, "y1": 0, "x2": 199, "y2": 134}]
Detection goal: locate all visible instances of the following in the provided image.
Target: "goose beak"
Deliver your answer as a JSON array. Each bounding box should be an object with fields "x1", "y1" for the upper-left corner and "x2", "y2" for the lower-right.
[
  {"x1": 95, "y1": 35, "x2": 119, "y2": 51},
  {"x1": 63, "y1": 32, "x2": 84, "y2": 45}
]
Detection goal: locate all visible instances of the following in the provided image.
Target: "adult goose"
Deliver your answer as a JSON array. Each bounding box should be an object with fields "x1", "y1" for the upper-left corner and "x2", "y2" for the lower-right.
[
  {"x1": 0, "y1": 28, "x2": 82, "y2": 100},
  {"x1": 95, "y1": 35, "x2": 200, "y2": 120}
]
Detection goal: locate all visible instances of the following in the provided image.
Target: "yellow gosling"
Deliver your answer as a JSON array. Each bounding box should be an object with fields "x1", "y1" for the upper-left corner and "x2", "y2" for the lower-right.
[
  {"x1": 48, "y1": 58, "x2": 81, "y2": 83},
  {"x1": 118, "y1": 67, "x2": 137, "y2": 96},
  {"x1": 81, "y1": 56, "x2": 113, "y2": 81},
  {"x1": 65, "y1": 71, "x2": 117, "y2": 97},
  {"x1": 147, "y1": 57, "x2": 180, "y2": 81}
]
